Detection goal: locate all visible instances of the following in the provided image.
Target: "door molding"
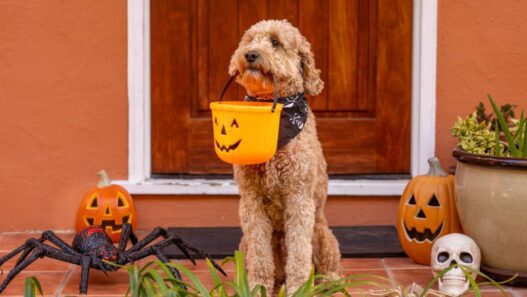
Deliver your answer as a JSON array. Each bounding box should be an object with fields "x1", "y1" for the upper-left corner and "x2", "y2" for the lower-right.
[{"x1": 119, "y1": 0, "x2": 437, "y2": 196}]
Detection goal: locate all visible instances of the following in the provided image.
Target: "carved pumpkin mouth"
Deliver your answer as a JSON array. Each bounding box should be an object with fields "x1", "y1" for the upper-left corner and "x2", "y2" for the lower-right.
[
  {"x1": 84, "y1": 216, "x2": 130, "y2": 233},
  {"x1": 403, "y1": 220, "x2": 444, "y2": 243},
  {"x1": 216, "y1": 139, "x2": 241, "y2": 152}
]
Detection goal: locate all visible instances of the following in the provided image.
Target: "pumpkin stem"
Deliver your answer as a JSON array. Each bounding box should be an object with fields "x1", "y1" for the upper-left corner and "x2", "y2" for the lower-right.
[
  {"x1": 97, "y1": 170, "x2": 112, "y2": 188},
  {"x1": 426, "y1": 157, "x2": 448, "y2": 177}
]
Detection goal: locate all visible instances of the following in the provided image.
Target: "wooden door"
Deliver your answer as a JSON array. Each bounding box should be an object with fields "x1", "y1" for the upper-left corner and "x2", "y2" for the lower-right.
[{"x1": 151, "y1": 0, "x2": 412, "y2": 175}]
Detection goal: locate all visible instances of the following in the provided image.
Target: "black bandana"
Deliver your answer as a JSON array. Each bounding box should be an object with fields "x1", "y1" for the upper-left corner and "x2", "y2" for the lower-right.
[{"x1": 244, "y1": 93, "x2": 308, "y2": 149}]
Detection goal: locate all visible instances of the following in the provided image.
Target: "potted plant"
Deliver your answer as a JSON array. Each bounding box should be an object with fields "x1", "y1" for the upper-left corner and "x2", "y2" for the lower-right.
[{"x1": 451, "y1": 95, "x2": 527, "y2": 283}]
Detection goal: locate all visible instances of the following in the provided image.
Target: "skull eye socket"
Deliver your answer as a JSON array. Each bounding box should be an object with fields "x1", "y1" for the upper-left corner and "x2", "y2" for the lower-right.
[
  {"x1": 460, "y1": 252, "x2": 473, "y2": 263},
  {"x1": 407, "y1": 195, "x2": 416, "y2": 205},
  {"x1": 437, "y1": 252, "x2": 449, "y2": 263},
  {"x1": 428, "y1": 194, "x2": 440, "y2": 207}
]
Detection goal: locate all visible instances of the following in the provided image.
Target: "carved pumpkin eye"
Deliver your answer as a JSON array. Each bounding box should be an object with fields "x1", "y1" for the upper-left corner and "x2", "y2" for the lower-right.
[
  {"x1": 214, "y1": 117, "x2": 218, "y2": 126},
  {"x1": 407, "y1": 195, "x2": 416, "y2": 205},
  {"x1": 428, "y1": 194, "x2": 440, "y2": 207},
  {"x1": 117, "y1": 193, "x2": 129, "y2": 208},
  {"x1": 231, "y1": 119, "x2": 239, "y2": 128},
  {"x1": 88, "y1": 195, "x2": 98, "y2": 209}
]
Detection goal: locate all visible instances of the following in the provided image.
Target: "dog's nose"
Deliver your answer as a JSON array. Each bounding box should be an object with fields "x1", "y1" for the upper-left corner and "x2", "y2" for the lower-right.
[{"x1": 245, "y1": 51, "x2": 259, "y2": 63}]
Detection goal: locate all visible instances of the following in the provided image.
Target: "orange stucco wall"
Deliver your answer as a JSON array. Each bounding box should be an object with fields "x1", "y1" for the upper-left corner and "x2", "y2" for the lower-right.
[
  {"x1": 436, "y1": 1, "x2": 527, "y2": 169},
  {"x1": 0, "y1": 1, "x2": 128, "y2": 231},
  {"x1": 1, "y1": 1, "x2": 527, "y2": 232}
]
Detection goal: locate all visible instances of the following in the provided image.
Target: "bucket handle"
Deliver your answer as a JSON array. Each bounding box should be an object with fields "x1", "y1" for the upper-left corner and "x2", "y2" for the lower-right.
[{"x1": 218, "y1": 73, "x2": 279, "y2": 113}]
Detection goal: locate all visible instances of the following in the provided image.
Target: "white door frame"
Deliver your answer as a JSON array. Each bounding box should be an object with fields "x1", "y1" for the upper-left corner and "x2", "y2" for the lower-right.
[{"x1": 118, "y1": 0, "x2": 437, "y2": 196}]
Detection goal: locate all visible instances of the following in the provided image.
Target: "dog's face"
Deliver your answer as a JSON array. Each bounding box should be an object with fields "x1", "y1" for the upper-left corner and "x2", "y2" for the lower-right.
[{"x1": 229, "y1": 20, "x2": 323, "y2": 98}]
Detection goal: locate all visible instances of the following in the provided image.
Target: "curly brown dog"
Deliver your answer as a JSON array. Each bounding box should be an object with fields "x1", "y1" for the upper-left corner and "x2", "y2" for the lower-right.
[{"x1": 228, "y1": 20, "x2": 342, "y2": 294}]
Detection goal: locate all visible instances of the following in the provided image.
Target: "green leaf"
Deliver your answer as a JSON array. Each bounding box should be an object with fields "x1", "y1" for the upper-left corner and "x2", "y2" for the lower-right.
[
  {"x1": 233, "y1": 251, "x2": 251, "y2": 296},
  {"x1": 24, "y1": 276, "x2": 43, "y2": 297},
  {"x1": 171, "y1": 263, "x2": 211, "y2": 297},
  {"x1": 223, "y1": 281, "x2": 245, "y2": 296},
  {"x1": 206, "y1": 258, "x2": 228, "y2": 296},
  {"x1": 421, "y1": 264, "x2": 456, "y2": 297},
  {"x1": 276, "y1": 286, "x2": 287, "y2": 297},
  {"x1": 514, "y1": 111, "x2": 524, "y2": 143},
  {"x1": 495, "y1": 120, "x2": 501, "y2": 157},
  {"x1": 522, "y1": 119, "x2": 527, "y2": 157},
  {"x1": 488, "y1": 94, "x2": 519, "y2": 156},
  {"x1": 461, "y1": 266, "x2": 481, "y2": 297}
]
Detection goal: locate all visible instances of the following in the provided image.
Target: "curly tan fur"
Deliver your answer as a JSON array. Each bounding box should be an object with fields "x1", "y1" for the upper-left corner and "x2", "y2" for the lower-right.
[{"x1": 229, "y1": 20, "x2": 341, "y2": 294}]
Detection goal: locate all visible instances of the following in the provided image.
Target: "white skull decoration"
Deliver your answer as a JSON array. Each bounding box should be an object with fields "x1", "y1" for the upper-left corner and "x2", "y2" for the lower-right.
[{"x1": 431, "y1": 233, "x2": 481, "y2": 297}]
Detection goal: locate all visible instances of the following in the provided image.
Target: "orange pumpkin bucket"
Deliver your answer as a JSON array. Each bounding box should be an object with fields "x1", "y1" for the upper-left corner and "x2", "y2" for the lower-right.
[{"x1": 210, "y1": 75, "x2": 283, "y2": 165}]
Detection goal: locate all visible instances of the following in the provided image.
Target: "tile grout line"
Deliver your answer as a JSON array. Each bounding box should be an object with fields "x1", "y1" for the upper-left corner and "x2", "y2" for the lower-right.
[
  {"x1": 55, "y1": 264, "x2": 75, "y2": 297},
  {"x1": 381, "y1": 258, "x2": 398, "y2": 288}
]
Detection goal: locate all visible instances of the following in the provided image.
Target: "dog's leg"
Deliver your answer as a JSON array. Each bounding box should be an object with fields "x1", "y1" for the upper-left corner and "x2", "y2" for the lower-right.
[
  {"x1": 284, "y1": 190, "x2": 316, "y2": 294},
  {"x1": 272, "y1": 231, "x2": 286, "y2": 288},
  {"x1": 312, "y1": 217, "x2": 341, "y2": 279},
  {"x1": 239, "y1": 190, "x2": 275, "y2": 294}
]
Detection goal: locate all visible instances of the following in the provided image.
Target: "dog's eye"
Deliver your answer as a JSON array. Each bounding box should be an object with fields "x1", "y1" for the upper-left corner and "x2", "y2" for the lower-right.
[
  {"x1": 271, "y1": 38, "x2": 280, "y2": 48},
  {"x1": 231, "y1": 119, "x2": 239, "y2": 128}
]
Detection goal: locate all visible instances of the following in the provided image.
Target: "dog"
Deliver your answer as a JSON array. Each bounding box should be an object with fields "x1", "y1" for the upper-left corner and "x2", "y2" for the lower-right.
[{"x1": 228, "y1": 20, "x2": 342, "y2": 294}]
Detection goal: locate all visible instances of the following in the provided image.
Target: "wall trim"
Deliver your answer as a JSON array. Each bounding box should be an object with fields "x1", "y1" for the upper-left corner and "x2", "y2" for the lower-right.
[{"x1": 121, "y1": 0, "x2": 437, "y2": 196}]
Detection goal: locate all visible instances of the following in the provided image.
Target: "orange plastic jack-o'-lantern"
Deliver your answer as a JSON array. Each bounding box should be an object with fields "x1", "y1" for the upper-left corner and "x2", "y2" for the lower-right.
[
  {"x1": 210, "y1": 101, "x2": 283, "y2": 165},
  {"x1": 396, "y1": 157, "x2": 462, "y2": 265},
  {"x1": 75, "y1": 170, "x2": 137, "y2": 243}
]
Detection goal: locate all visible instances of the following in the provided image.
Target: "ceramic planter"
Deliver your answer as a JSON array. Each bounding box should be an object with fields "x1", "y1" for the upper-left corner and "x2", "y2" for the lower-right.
[{"x1": 453, "y1": 149, "x2": 527, "y2": 273}]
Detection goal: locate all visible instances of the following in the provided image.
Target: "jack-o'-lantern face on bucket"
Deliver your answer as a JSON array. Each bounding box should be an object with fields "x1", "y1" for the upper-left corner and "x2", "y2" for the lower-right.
[
  {"x1": 210, "y1": 101, "x2": 282, "y2": 165},
  {"x1": 214, "y1": 116, "x2": 241, "y2": 153}
]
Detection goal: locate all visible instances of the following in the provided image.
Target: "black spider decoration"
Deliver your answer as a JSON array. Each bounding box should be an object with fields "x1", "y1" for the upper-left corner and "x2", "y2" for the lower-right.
[{"x1": 0, "y1": 224, "x2": 225, "y2": 294}]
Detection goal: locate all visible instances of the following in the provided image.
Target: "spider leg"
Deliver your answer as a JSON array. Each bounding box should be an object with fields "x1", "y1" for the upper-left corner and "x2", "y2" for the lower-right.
[
  {"x1": 130, "y1": 236, "x2": 226, "y2": 276},
  {"x1": 80, "y1": 256, "x2": 91, "y2": 294},
  {"x1": 16, "y1": 230, "x2": 80, "y2": 266},
  {"x1": 0, "y1": 241, "x2": 33, "y2": 267},
  {"x1": 0, "y1": 248, "x2": 44, "y2": 294},
  {"x1": 118, "y1": 223, "x2": 138, "y2": 252},
  {"x1": 0, "y1": 240, "x2": 81, "y2": 294},
  {"x1": 168, "y1": 235, "x2": 226, "y2": 276},
  {"x1": 126, "y1": 227, "x2": 169, "y2": 254},
  {"x1": 122, "y1": 228, "x2": 195, "y2": 264}
]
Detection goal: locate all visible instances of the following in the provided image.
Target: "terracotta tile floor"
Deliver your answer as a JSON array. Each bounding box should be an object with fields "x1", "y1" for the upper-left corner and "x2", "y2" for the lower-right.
[{"x1": 0, "y1": 232, "x2": 526, "y2": 296}]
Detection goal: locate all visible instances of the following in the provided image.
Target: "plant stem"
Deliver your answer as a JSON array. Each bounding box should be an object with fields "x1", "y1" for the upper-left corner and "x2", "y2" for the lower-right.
[
  {"x1": 495, "y1": 120, "x2": 501, "y2": 157},
  {"x1": 488, "y1": 94, "x2": 519, "y2": 156}
]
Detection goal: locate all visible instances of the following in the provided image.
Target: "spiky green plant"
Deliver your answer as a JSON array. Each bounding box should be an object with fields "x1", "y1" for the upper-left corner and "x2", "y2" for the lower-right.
[
  {"x1": 488, "y1": 94, "x2": 527, "y2": 158},
  {"x1": 23, "y1": 252, "x2": 516, "y2": 297},
  {"x1": 119, "y1": 251, "x2": 390, "y2": 297}
]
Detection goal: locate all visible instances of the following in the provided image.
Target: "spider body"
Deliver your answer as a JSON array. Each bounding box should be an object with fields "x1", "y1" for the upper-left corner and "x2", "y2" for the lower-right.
[
  {"x1": 72, "y1": 226, "x2": 120, "y2": 270},
  {"x1": 0, "y1": 224, "x2": 225, "y2": 294}
]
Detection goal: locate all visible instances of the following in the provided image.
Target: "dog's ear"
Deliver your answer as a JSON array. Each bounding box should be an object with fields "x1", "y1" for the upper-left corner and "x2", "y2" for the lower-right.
[{"x1": 299, "y1": 37, "x2": 324, "y2": 96}]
